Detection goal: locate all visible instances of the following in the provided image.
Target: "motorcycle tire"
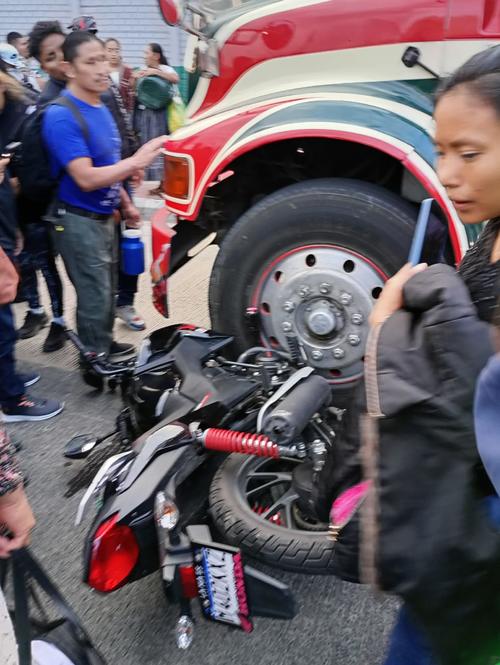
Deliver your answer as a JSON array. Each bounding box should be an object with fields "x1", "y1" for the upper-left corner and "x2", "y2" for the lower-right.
[
  {"x1": 209, "y1": 453, "x2": 337, "y2": 574},
  {"x1": 209, "y1": 178, "x2": 441, "y2": 384}
]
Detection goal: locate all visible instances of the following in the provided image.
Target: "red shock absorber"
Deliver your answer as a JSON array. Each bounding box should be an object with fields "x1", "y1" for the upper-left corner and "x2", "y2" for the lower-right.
[{"x1": 203, "y1": 428, "x2": 280, "y2": 458}]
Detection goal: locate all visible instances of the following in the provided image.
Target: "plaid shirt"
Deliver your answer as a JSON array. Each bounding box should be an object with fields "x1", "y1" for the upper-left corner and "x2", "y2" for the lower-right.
[{"x1": 0, "y1": 425, "x2": 22, "y2": 497}]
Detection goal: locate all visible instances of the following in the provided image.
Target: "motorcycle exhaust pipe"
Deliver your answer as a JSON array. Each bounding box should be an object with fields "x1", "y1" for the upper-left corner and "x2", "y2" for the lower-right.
[{"x1": 261, "y1": 374, "x2": 331, "y2": 445}]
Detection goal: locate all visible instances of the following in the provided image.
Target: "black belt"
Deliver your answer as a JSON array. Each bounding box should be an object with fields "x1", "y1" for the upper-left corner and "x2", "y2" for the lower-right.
[{"x1": 58, "y1": 203, "x2": 112, "y2": 221}]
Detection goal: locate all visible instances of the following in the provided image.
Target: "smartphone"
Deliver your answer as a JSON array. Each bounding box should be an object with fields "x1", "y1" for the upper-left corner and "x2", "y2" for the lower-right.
[
  {"x1": 408, "y1": 197, "x2": 434, "y2": 266},
  {"x1": 1, "y1": 141, "x2": 21, "y2": 159}
]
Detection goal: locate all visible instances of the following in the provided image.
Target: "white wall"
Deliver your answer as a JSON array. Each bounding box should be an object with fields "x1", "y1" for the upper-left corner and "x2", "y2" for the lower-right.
[{"x1": 1, "y1": 0, "x2": 186, "y2": 67}]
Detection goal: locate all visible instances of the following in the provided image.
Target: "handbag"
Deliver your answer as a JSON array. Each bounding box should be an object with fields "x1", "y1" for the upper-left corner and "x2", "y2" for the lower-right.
[
  {"x1": 2, "y1": 548, "x2": 106, "y2": 665},
  {"x1": 167, "y1": 92, "x2": 186, "y2": 133},
  {"x1": 0, "y1": 247, "x2": 19, "y2": 305},
  {"x1": 136, "y1": 76, "x2": 173, "y2": 110}
]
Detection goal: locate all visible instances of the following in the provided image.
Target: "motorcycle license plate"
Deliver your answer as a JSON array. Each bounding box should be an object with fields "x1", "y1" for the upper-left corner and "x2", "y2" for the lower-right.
[{"x1": 191, "y1": 539, "x2": 253, "y2": 632}]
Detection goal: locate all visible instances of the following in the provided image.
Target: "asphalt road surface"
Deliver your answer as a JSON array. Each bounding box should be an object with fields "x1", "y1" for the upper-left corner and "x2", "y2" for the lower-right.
[{"x1": 8, "y1": 231, "x2": 398, "y2": 665}]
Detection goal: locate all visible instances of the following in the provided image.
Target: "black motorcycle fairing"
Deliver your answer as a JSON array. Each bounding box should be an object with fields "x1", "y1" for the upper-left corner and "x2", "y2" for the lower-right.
[
  {"x1": 120, "y1": 423, "x2": 191, "y2": 492},
  {"x1": 133, "y1": 333, "x2": 233, "y2": 385},
  {"x1": 84, "y1": 444, "x2": 221, "y2": 587},
  {"x1": 84, "y1": 446, "x2": 189, "y2": 586}
]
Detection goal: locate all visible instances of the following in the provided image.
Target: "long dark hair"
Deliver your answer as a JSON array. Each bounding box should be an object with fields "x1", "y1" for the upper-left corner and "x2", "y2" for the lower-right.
[
  {"x1": 436, "y1": 45, "x2": 500, "y2": 115},
  {"x1": 149, "y1": 42, "x2": 168, "y2": 66}
]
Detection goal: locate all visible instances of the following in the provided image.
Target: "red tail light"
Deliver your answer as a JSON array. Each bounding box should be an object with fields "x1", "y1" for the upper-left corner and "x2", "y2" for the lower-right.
[
  {"x1": 87, "y1": 514, "x2": 139, "y2": 592},
  {"x1": 179, "y1": 564, "x2": 199, "y2": 599}
]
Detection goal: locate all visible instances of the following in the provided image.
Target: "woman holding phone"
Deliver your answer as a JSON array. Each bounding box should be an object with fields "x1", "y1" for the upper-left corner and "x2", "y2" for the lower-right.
[{"x1": 369, "y1": 46, "x2": 500, "y2": 664}]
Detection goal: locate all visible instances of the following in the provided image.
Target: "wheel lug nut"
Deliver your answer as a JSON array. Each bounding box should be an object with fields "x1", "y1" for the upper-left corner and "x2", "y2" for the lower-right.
[
  {"x1": 282, "y1": 321, "x2": 293, "y2": 332},
  {"x1": 319, "y1": 282, "x2": 331, "y2": 294},
  {"x1": 340, "y1": 292, "x2": 352, "y2": 305},
  {"x1": 283, "y1": 301, "x2": 295, "y2": 313},
  {"x1": 311, "y1": 350, "x2": 323, "y2": 361},
  {"x1": 351, "y1": 313, "x2": 363, "y2": 325},
  {"x1": 348, "y1": 334, "x2": 361, "y2": 346},
  {"x1": 332, "y1": 347, "x2": 345, "y2": 359},
  {"x1": 298, "y1": 285, "x2": 311, "y2": 299}
]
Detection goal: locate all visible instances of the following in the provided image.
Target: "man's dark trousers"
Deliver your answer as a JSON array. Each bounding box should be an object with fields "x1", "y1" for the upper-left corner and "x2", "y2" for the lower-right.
[
  {"x1": 50, "y1": 211, "x2": 116, "y2": 355},
  {"x1": 0, "y1": 302, "x2": 25, "y2": 408}
]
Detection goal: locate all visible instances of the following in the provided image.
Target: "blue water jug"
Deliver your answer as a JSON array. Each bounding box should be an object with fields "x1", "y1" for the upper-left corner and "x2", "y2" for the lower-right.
[{"x1": 121, "y1": 229, "x2": 145, "y2": 276}]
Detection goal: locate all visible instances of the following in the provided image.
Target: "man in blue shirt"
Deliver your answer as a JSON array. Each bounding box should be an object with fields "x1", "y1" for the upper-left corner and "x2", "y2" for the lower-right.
[{"x1": 42, "y1": 31, "x2": 165, "y2": 358}]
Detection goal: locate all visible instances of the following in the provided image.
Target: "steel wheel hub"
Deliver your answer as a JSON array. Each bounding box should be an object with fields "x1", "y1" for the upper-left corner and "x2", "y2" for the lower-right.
[{"x1": 255, "y1": 246, "x2": 385, "y2": 381}]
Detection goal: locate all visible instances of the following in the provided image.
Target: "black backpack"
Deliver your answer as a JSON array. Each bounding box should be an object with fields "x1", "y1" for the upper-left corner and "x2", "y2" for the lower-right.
[{"x1": 14, "y1": 95, "x2": 89, "y2": 204}]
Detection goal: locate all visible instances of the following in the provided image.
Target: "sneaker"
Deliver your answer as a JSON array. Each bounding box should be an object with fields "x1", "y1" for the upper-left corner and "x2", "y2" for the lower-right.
[
  {"x1": 19, "y1": 371, "x2": 40, "y2": 387},
  {"x1": 18, "y1": 311, "x2": 48, "y2": 339},
  {"x1": 1, "y1": 395, "x2": 64, "y2": 422},
  {"x1": 42, "y1": 322, "x2": 67, "y2": 352},
  {"x1": 109, "y1": 341, "x2": 136, "y2": 361},
  {"x1": 116, "y1": 305, "x2": 146, "y2": 331}
]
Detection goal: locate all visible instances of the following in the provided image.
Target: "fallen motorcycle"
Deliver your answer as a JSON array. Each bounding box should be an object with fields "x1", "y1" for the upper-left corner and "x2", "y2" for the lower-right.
[{"x1": 65, "y1": 325, "x2": 340, "y2": 646}]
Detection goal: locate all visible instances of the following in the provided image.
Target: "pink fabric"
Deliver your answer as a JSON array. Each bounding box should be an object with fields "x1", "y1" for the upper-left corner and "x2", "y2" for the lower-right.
[{"x1": 330, "y1": 480, "x2": 372, "y2": 527}]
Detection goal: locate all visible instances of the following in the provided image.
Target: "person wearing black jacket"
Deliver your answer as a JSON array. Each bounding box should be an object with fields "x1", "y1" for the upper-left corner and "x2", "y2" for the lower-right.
[
  {"x1": 0, "y1": 71, "x2": 63, "y2": 421},
  {"x1": 366, "y1": 46, "x2": 500, "y2": 665},
  {"x1": 13, "y1": 21, "x2": 67, "y2": 351}
]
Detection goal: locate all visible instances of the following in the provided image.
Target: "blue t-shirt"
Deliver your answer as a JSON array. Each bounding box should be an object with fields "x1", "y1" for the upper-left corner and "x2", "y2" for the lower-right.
[
  {"x1": 42, "y1": 90, "x2": 122, "y2": 214},
  {"x1": 475, "y1": 354, "x2": 500, "y2": 497}
]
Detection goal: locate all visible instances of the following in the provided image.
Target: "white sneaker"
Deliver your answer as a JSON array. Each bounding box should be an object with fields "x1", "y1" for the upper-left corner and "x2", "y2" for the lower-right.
[{"x1": 116, "y1": 305, "x2": 146, "y2": 331}]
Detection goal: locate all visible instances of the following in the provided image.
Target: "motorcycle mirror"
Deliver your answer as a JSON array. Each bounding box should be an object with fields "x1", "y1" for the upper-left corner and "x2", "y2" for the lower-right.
[{"x1": 64, "y1": 434, "x2": 99, "y2": 459}]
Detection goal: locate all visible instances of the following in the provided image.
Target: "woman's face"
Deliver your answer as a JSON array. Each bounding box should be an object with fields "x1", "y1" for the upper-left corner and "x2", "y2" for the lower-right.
[
  {"x1": 435, "y1": 86, "x2": 500, "y2": 224},
  {"x1": 144, "y1": 45, "x2": 158, "y2": 67},
  {"x1": 105, "y1": 40, "x2": 121, "y2": 67}
]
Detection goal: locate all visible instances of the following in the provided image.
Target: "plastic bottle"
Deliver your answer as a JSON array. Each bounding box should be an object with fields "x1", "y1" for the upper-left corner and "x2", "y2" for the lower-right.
[{"x1": 121, "y1": 229, "x2": 145, "y2": 275}]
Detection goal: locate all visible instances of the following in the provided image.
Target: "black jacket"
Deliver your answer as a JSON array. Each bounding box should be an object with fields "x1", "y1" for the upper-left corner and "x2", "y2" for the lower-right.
[
  {"x1": 0, "y1": 98, "x2": 26, "y2": 251},
  {"x1": 364, "y1": 264, "x2": 499, "y2": 665}
]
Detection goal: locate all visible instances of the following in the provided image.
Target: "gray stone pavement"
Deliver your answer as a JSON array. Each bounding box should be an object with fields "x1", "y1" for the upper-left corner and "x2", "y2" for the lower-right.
[{"x1": 5, "y1": 199, "x2": 398, "y2": 664}]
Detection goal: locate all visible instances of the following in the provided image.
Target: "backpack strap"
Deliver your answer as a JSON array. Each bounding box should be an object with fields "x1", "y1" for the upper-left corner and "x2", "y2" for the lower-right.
[
  {"x1": 51, "y1": 95, "x2": 90, "y2": 144},
  {"x1": 10, "y1": 548, "x2": 106, "y2": 665}
]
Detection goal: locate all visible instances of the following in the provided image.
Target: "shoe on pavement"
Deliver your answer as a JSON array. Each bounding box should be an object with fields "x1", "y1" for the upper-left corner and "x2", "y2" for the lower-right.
[
  {"x1": 43, "y1": 322, "x2": 67, "y2": 352},
  {"x1": 116, "y1": 305, "x2": 146, "y2": 331},
  {"x1": 1, "y1": 395, "x2": 64, "y2": 422},
  {"x1": 109, "y1": 341, "x2": 136, "y2": 361},
  {"x1": 18, "y1": 311, "x2": 48, "y2": 339},
  {"x1": 19, "y1": 371, "x2": 40, "y2": 387}
]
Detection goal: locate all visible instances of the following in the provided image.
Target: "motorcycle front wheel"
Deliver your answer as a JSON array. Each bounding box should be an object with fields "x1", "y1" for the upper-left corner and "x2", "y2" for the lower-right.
[{"x1": 209, "y1": 454, "x2": 337, "y2": 574}]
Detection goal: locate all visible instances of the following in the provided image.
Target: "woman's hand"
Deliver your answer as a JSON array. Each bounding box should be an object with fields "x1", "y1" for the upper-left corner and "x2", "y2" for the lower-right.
[
  {"x1": 369, "y1": 262, "x2": 428, "y2": 327},
  {"x1": 0, "y1": 486, "x2": 36, "y2": 558}
]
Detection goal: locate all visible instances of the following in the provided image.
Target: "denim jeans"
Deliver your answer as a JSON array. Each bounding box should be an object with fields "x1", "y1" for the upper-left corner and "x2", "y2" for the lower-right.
[
  {"x1": 384, "y1": 606, "x2": 436, "y2": 665},
  {"x1": 117, "y1": 270, "x2": 138, "y2": 308},
  {"x1": 0, "y1": 302, "x2": 25, "y2": 408},
  {"x1": 17, "y1": 222, "x2": 63, "y2": 318}
]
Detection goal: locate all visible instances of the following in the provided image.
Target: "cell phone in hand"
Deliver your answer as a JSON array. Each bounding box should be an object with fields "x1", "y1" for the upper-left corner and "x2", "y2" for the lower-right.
[
  {"x1": 408, "y1": 198, "x2": 434, "y2": 266},
  {"x1": 1, "y1": 141, "x2": 21, "y2": 159}
]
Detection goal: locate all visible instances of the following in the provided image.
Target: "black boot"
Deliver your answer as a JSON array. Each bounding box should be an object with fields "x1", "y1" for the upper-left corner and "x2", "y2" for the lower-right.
[
  {"x1": 43, "y1": 322, "x2": 67, "y2": 352},
  {"x1": 17, "y1": 311, "x2": 48, "y2": 339}
]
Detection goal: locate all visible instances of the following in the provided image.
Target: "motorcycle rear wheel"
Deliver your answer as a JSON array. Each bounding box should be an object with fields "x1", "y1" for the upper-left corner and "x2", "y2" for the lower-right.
[{"x1": 209, "y1": 454, "x2": 337, "y2": 574}]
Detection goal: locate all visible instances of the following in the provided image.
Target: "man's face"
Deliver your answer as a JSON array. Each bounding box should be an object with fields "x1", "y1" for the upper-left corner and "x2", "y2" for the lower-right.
[
  {"x1": 39, "y1": 33, "x2": 65, "y2": 81},
  {"x1": 105, "y1": 40, "x2": 121, "y2": 67},
  {"x1": 14, "y1": 36, "x2": 29, "y2": 59},
  {"x1": 66, "y1": 40, "x2": 110, "y2": 94}
]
